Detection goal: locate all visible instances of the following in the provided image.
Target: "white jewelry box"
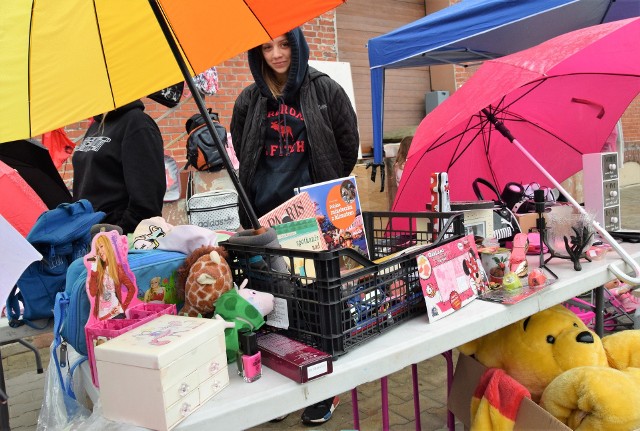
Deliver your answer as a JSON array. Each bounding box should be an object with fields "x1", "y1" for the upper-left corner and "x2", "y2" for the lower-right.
[{"x1": 95, "y1": 315, "x2": 228, "y2": 430}]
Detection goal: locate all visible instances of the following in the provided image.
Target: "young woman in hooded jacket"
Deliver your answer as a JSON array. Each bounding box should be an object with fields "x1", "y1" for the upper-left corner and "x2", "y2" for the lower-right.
[
  {"x1": 231, "y1": 27, "x2": 358, "y2": 425},
  {"x1": 231, "y1": 27, "x2": 359, "y2": 229}
]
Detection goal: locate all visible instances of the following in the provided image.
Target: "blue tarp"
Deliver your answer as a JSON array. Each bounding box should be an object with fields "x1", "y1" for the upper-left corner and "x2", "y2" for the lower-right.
[{"x1": 368, "y1": 0, "x2": 640, "y2": 165}]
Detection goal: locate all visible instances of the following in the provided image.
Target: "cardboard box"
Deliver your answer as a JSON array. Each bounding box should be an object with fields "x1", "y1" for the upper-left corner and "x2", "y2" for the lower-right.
[
  {"x1": 515, "y1": 203, "x2": 577, "y2": 234},
  {"x1": 515, "y1": 212, "x2": 542, "y2": 234},
  {"x1": 256, "y1": 332, "x2": 333, "y2": 383},
  {"x1": 448, "y1": 354, "x2": 570, "y2": 430}
]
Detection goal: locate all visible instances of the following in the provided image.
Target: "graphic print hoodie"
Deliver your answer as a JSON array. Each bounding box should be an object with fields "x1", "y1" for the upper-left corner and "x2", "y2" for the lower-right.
[
  {"x1": 72, "y1": 100, "x2": 166, "y2": 234},
  {"x1": 246, "y1": 28, "x2": 312, "y2": 217}
]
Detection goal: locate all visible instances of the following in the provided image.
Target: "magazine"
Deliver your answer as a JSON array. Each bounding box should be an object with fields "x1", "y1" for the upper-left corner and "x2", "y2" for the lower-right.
[
  {"x1": 295, "y1": 176, "x2": 369, "y2": 271},
  {"x1": 417, "y1": 234, "x2": 486, "y2": 322},
  {"x1": 258, "y1": 191, "x2": 317, "y2": 228}
]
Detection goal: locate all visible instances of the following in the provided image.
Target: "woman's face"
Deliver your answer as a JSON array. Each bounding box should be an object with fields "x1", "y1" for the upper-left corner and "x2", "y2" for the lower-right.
[
  {"x1": 261, "y1": 35, "x2": 291, "y2": 80},
  {"x1": 97, "y1": 241, "x2": 108, "y2": 262}
]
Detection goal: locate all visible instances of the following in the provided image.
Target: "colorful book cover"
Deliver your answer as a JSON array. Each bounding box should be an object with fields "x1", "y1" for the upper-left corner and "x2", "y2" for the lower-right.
[
  {"x1": 258, "y1": 191, "x2": 317, "y2": 227},
  {"x1": 417, "y1": 234, "x2": 487, "y2": 322},
  {"x1": 295, "y1": 176, "x2": 369, "y2": 271},
  {"x1": 273, "y1": 217, "x2": 326, "y2": 280}
]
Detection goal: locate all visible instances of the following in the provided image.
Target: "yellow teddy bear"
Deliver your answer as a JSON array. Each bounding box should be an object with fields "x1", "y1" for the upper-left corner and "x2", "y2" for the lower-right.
[{"x1": 459, "y1": 304, "x2": 640, "y2": 431}]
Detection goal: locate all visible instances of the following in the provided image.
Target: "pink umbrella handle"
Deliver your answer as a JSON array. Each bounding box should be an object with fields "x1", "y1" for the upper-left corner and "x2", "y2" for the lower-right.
[
  {"x1": 510, "y1": 138, "x2": 640, "y2": 286},
  {"x1": 481, "y1": 109, "x2": 640, "y2": 286}
]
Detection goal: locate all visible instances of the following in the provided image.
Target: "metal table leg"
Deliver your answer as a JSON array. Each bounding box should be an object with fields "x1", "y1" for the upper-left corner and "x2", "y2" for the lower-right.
[
  {"x1": 0, "y1": 350, "x2": 10, "y2": 431},
  {"x1": 595, "y1": 285, "x2": 604, "y2": 337},
  {"x1": 351, "y1": 388, "x2": 360, "y2": 430},
  {"x1": 411, "y1": 364, "x2": 421, "y2": 431},
  {"x1": 381, "y1": 376, "x2": 389, "y2": 431},
  {"x1": 17, "y1": 340, "x2": 43, "y2": 374}
]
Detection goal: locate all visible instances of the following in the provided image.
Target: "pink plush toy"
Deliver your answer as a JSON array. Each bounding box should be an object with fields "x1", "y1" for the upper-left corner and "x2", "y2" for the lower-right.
[{"x1": 237, "y1": 280, "x2": 275, "y2": 316}]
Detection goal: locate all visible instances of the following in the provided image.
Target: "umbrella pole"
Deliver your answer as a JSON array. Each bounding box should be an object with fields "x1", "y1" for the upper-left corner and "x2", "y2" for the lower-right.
[
  {"x1": 149, "y1": 0, "x2": 261, "y2": 231},
  {"x1": 482, "y1": 109, "x2": 640, "y2": 286}
]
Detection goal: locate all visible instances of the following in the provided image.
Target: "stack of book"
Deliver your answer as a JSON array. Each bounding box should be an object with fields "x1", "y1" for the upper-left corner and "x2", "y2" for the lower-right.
[{"x1": 260, "y1": 176, "x2": 370, "y2": 275}]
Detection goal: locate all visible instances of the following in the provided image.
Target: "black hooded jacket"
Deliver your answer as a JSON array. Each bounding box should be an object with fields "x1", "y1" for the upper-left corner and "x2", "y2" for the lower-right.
[
  {"x1": 72, "y1": 100, "x2": 166, "y2": 234},
  {"x1": 231, "y1": 27, "x2": 359, "y2": 227}
]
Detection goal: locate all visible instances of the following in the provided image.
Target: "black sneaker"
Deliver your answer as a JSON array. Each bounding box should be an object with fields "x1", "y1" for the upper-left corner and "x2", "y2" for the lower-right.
[{"x1": 301, "y1": 396, "x2": 340, "y2": 425}]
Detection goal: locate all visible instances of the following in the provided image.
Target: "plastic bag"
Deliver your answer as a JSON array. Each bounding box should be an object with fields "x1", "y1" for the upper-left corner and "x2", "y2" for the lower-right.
[
  {"x1": 38, "y1": 341, "x2": 145, "y2": 430},
  {"x1": 37, "y1": 343, "x2": 90, "y2": 430},
  {"x1": 163, "y1": 154, "x2": 180, "y2": 202}
]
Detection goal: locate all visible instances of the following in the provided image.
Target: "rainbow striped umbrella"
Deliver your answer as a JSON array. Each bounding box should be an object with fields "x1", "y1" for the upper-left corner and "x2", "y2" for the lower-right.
[{"x1": 0, "y1": 0, "x2": 346, "y2": 228}]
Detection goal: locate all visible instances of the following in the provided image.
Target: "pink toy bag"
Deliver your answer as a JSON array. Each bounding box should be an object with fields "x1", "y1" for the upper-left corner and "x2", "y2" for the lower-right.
[{"x1": 84, "y1": 231, "x2": 176, "y2": 387}]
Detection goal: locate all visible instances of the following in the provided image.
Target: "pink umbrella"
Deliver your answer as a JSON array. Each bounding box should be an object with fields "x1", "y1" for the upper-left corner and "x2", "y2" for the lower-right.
[
  {"x1": 394, "y1": 17, "x2": 640, "y2": 284},
  {"x1": 0, "y1": 161, "x2": 47, "y2": 237}
]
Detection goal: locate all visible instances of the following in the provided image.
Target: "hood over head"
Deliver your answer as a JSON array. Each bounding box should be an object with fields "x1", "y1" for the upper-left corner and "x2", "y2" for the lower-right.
[
  {"x1": 248, "y1": 27, "x2": 309, "y2": 102},
  {"x1": 94, "y1": 99, "x2": 145, "y2": 122}
]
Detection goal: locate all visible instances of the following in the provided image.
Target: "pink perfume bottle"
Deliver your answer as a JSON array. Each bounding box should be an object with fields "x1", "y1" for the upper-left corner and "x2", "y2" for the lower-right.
[{"x1": 239, "y1": 331, "x2": 262, "y2": 383}]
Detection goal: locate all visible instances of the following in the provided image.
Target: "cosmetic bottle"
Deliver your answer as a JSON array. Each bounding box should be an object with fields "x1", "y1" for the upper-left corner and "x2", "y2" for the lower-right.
[{"x1": 239, "y1": 331, "x2": 262, "y2": 383}]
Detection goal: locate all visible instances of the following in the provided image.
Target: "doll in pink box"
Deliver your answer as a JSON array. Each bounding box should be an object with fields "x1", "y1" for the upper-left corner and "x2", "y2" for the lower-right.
[{"x1": 88, "y1": 233, "x2": 136, "y2": 320}]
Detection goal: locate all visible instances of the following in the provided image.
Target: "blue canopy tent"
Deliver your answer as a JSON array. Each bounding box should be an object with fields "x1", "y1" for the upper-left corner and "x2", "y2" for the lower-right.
[{"x1": 367, "y1": 0, "x2": 640, "y2": 182}]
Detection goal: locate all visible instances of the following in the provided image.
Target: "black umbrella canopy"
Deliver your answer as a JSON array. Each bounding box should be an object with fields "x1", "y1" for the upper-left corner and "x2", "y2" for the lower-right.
[{"x1": 0, "y1": 140, "x2": 72, "y2": 209}]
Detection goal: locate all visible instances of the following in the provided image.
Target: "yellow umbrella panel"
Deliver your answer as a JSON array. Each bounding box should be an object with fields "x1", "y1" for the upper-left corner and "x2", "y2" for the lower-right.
[{"x1": 0, "y1": 0, "x2": 346, "y2": 142}]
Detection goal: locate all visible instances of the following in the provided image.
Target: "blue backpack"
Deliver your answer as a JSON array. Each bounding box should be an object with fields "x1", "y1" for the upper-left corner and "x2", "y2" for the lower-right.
[
  {"x1": 52, "y1": 249, "x2": 186, "y2": 400},
  {"x1": 6, "y1": 200, "x2": 105, "y2": 328}
]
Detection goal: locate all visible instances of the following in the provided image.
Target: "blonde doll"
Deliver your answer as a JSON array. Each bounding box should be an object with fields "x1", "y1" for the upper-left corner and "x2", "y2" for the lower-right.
[{"x1": 88, "y1": 234, "x2": 135, "y2": 320}]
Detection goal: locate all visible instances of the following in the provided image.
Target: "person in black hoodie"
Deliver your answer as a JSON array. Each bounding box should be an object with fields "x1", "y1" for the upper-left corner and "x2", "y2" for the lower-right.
[
  {"x1": 231, "y1": 27, "x2": 359, "y2": 425},
  {"x1": 231, "y1": 27, "x2": 359, "y2": 229},
  {"x1": 72, "y1": 100, "x2": 166, "y2": 234}
]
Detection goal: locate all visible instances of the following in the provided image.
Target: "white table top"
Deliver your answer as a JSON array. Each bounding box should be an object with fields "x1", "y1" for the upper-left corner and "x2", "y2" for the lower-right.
[{"x1": 79, "y1": 243, "x2": 640, "y2": 431}]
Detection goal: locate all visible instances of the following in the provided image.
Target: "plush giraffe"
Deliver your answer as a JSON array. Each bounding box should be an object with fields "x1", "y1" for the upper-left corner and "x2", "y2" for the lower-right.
[{"x1": 176, "y1": 245, "x2": 233, "y2": 317}]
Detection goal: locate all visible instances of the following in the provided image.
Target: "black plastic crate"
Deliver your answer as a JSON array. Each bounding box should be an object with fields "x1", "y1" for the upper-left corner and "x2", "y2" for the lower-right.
[{"x1": 223, "y1": 212, "x2": 464, "y2": 357}]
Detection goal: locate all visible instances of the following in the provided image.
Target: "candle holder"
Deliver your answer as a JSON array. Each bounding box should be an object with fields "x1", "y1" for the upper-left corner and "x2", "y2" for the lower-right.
[{"x1": 543, "y1": 212, "x2": 595, "y2": 271}]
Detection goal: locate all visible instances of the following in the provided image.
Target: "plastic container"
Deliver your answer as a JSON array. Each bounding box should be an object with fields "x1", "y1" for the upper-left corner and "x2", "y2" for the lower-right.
[{"x1": 223, "y1": 211, "x2": 464, "y2": 356}]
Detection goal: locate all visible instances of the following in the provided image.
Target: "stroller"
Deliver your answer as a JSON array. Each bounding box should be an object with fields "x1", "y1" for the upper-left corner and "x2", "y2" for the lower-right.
[{"x1": 564, "y1": 280, "x2": 638, "y2": 332}]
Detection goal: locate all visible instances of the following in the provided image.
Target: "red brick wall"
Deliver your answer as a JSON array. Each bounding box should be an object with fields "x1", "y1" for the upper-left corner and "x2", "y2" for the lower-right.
[
  {"x1": 623, "y1": 96, "x2": 640, "y2": 164},
  {"x1": 60, "y1": 13, "x2": 337, "y2": 186}
]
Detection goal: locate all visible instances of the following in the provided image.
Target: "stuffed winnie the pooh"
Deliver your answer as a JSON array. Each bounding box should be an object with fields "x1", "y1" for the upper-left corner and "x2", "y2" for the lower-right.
[
  {"x1": 541, "y1": 328, "x2": 640, "y2": 431},
  {"x1": 459, "y1": 304, "x2": 640, "y2": 431}
]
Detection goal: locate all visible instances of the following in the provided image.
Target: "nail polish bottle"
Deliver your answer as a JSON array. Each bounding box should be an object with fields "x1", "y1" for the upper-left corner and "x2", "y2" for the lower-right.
[{"x1": 239, "y1": 331, "x2": 261, "y2": 383}]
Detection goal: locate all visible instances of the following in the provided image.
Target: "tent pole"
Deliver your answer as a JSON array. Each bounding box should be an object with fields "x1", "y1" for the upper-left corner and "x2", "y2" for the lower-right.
[
  {"x1": 149, "y1": 0, "x2": 261, "y2": 230},
  {"x1": 482, "y1": 109, "x2": 640, "y2": 286}
]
